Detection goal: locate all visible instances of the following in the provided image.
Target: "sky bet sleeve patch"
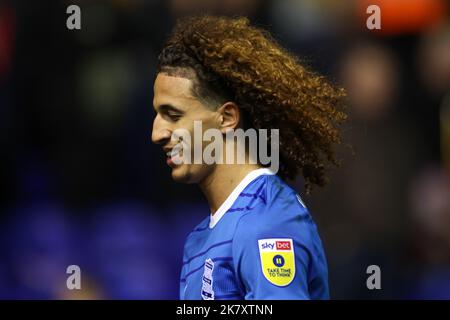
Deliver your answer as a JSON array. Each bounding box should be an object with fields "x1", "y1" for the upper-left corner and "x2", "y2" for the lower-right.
[{"x1": 258, "y1": 238, "x2": 295, "y2": 287}]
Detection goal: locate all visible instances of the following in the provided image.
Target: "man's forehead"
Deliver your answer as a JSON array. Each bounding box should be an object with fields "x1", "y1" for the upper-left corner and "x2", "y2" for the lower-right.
[{"x1": 154, "y1": 73, "x2": 196, "y2": 100}]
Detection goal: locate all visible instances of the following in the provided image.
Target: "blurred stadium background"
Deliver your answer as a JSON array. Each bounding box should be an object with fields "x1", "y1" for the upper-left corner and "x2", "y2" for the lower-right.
[{"x1": 0, "y1": 0, "x2": 449, "y2": 299}]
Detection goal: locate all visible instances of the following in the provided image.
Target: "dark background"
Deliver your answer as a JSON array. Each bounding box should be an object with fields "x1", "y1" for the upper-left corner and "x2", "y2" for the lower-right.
[{"x1": 0, "y1": 0, "x2": 449, "y2": 299}]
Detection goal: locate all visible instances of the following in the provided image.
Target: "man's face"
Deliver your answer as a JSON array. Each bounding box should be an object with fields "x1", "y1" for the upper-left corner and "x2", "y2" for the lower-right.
[{"x1": 152, "y1": 72, "x2": 220, "y2": 183}]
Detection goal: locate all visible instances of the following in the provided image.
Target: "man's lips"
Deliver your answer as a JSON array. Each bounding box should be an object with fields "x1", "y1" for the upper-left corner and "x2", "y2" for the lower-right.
[{"x1": 164, "y1": 148, "x2": 183, "y2": 167}]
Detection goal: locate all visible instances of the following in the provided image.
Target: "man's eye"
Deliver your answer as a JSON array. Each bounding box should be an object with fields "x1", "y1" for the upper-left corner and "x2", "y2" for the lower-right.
[{"x1": 168, "y1": 113, "x2": 181, "y2": 121}]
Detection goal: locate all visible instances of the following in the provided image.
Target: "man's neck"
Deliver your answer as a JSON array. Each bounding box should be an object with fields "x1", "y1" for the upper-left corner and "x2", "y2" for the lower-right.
[{"x1": 199, "y1": 164, "x2": 261, "y2": 215}]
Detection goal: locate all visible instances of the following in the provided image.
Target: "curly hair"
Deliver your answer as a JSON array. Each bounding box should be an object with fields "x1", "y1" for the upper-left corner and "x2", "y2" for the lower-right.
[{"x1": 157, "y1": 15, "x2": 347, "y2": 193}]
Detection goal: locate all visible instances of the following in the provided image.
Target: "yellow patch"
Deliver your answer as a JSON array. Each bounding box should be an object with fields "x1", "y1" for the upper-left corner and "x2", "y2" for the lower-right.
[{"x1": 258, "y1": 238, "x2": 295, "y2": 286}]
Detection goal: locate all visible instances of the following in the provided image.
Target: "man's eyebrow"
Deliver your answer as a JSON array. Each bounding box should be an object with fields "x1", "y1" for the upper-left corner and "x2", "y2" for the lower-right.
[{"x1": 155, "y1": 104, "x2": 185, "y2": 114}]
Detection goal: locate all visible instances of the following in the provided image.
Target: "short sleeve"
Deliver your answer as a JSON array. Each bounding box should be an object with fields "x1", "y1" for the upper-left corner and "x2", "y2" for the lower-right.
[{"x1": 232, "y1": 211, "x2": 313, "y2": 299}]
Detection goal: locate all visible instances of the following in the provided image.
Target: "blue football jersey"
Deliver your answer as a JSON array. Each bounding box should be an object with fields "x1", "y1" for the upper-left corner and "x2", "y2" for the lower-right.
[{"x1": 179, "y1": 168, "x2": 329, "y2": 300}]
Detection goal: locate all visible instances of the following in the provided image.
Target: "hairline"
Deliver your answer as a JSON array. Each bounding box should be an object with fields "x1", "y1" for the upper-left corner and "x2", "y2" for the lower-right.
[{"x1": 158, "y1": 65, "x2": 229, "y2": 110}]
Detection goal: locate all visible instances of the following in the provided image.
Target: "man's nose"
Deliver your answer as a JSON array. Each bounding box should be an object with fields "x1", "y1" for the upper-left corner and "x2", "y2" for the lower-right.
[{"x1": 151, "y1": 116, "x2": 171, "y2": 145}]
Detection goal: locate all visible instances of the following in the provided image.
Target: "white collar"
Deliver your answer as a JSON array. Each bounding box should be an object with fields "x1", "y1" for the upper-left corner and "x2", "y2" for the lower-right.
[{"x1": 209, "y1": 168, "x2": 275, "y2": 229}]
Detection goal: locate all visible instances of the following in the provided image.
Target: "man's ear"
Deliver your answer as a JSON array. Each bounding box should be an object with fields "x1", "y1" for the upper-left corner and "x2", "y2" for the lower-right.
[{"x1": 217, "y1": 102, "x2": 240, "y2": 133}]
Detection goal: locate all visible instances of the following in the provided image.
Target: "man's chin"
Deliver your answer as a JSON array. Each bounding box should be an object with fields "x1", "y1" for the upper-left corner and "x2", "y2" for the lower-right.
[
  {"x1": 170, "y1": 165, "x2": 193, "y2": 183},
  {"x1": 170, "y1": 164, "x2": 209, "y2": 184}
]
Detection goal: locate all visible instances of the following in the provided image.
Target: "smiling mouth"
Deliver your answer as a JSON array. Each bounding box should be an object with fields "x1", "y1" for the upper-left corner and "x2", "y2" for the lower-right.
[
  {"x1": 166, "y1": 148, "x2": 182, "y2": 158},
  {"x1": 165, "y1": 146, "x2": 184, "y2": 167}
]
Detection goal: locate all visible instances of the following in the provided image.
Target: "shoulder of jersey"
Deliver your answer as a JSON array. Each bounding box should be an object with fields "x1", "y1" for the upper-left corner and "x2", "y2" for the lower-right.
[{"x1": 239, "y1": 174, "x2": 309, "y2": 223}]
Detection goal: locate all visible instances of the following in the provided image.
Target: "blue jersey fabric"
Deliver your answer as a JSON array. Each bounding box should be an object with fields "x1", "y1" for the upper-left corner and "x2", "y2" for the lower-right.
[{"x1": 179, "y1": 169, "x2": 329, "y2": 300}]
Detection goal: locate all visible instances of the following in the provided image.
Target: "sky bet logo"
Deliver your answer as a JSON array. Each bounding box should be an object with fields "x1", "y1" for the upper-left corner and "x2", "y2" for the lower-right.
[{"x1": 259, "y1": 239, "x2": 293, "y2": 252}]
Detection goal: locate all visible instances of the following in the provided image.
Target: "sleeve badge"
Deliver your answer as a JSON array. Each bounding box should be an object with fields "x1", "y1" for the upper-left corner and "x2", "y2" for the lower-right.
[{"x1": 258, "y1": 238, "x2": 295, "y2": 286}]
